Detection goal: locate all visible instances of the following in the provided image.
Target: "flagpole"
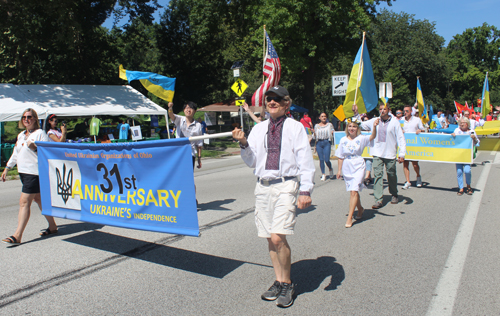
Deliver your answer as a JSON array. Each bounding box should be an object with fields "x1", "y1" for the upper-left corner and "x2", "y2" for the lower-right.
[
  {"x1": 262, "y1": 25, "x2": 267, "y2": 83},
  {"x1": 354, "y1": 32, "x2": 366, "y2": 107},
  {"x1": 482, "y1": 72, "x2": 488, "y2": 117}
]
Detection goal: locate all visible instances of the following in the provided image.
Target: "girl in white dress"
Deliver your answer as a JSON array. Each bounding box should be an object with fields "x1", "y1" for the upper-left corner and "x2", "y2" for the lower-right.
[{"x1": 336, "y1": 117, "x2": 379, "y2": 228}]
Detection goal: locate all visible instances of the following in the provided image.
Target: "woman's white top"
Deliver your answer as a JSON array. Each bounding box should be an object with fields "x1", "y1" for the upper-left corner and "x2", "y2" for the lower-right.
[
  {"x1": 453, "y1": 128, "x2": 480, "y2": 147},
  {"x1": 314, "y1": 123, "x2": 334, "y2": 141},
  {"x1": 47, "y1": 129, "x2": 63, "y2": 142},
  {"x1": 7, "y1": 129, "x2": 49, "y2": 175}
]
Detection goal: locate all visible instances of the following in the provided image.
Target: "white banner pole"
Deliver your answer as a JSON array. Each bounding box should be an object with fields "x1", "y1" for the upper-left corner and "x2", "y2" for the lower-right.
[{"x1": 188, "y1": 131, "x2": 233, "y2": 141}]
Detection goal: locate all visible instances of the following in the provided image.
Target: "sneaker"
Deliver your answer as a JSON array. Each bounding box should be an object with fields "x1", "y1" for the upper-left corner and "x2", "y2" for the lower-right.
[
  {"x1": 372, "y1": 201, "x2": 383, "y2": 209},
  {"x1": 391, "y1": 195, "x2": 398, "y2": 204},
  {"x1": 416, "y1": 176, "x2": 422, "y2": 187},
  {"x1": 261, "y1": 281, "x2": 282, "y2": 301},
  {"x1": 320, "y1": 175, "x2": 326, "y2": 181},
  {"x1": 329, "y1": 169, "x2": 334, "y2": 178},
  {"x1": 402, "y1": 182, "x2": 411, "y2": 190},
  {"x1": 276, "y1": 282, "x2": 295, "y2": 308}
]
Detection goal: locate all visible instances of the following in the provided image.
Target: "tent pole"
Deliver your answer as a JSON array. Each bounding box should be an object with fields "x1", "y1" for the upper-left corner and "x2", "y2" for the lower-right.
[{"x1": 165, "y1": 115, "x2": 170, "y2": 139}]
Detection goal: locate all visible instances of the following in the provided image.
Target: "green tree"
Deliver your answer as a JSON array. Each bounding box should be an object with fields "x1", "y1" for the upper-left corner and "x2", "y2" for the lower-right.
[
  {"x1": 0, "y1": 0, "x2": 160, "y2": 85},
  {"x1": 445, "y1": 23, "x2": 500, "y2": 106},
  {"x1": 369, "y1": 10, "x2": 447, "y2": 109}
]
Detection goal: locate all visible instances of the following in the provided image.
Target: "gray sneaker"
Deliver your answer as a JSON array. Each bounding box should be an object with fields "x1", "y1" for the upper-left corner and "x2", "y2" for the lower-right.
[
  {"x1": 276, "y1": 282, "x2": 295, "y2": 308},
  {"x1": 372, "y1": 201, "x2": 383, "y2": 209},
  {"x1": 416, "y1": 176, "x2": 422, "y2": 187},
  {"x1": 261, "y1": 281, "x2": 282, "y2": 301},
  {"x1": 391, "y1": 195, "x2": 398, "y2": 204}
]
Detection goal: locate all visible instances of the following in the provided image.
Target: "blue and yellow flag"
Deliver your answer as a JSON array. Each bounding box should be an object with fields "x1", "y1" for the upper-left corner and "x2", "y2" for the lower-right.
[
  {"x1": 343, "y1": 34, "x2": 378, "y2": 118},
  {"x1": 416, "y1": 78, "x2": 429, "y2": 124},
  {"x1": 119, "y1": 65, "x2": 176, "y2": 102},
  {"x1": 481, "y1": 72, "x2": 490, "y2": 118}
]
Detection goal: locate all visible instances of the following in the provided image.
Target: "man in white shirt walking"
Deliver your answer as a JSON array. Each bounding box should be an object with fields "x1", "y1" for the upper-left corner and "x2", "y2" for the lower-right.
[
  {"x1": 361, "y1": 103, "x2": 406, "y2": 209},
  {"x1": 402, "y1": 105, "x2": 424, "y2": 189},
  {"x1": 232, "y1": 85, "x2": 315, "y2": 308}
]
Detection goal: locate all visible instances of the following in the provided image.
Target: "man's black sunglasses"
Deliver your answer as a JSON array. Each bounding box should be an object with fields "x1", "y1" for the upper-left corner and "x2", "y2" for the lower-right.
[{"x1": 266, "y1": 96, "x2": 284, "y2": 102}]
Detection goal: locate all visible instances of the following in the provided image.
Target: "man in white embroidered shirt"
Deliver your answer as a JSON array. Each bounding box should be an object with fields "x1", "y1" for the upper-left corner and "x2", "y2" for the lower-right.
[
  {"x1": 232, "y1": 85, "x2": 315, "y2": 308},
  {"x1": 361, "y1": 103, "x2": 406, "y2": 209}
]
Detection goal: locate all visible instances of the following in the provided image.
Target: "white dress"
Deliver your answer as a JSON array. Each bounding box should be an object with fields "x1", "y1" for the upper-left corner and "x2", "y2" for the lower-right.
[{"x1": 335, "y1": 135, "x2": 372, "y2": 191}]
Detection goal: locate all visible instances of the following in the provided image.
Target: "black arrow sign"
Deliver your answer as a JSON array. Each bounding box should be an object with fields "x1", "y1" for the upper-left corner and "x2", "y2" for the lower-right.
[{"x1": 335, "y1": 82, "x2": 344, "y2": 89}]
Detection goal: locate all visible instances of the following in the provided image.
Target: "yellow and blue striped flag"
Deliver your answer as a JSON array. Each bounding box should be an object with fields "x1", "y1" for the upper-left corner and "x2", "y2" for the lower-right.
[
  {"x1": 119, "y1": 65, "x2": 176, "y2": 102},
  {"x1": 416, "y1": 78, "x2": 429, "y2": 124},
  {"x1": 481, "y1": 72, "x2": 490, "y2": 118},
  {"x1": 343, "y1": 36, "x2": 378, "y2": 118}
]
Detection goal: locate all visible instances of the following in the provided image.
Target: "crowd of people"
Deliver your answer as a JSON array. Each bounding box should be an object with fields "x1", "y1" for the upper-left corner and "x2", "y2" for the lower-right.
[
  {"x1": 1, "y1": 86, "x2": 483, "y2": 309},
  {"x1": 233, "y1": 88, "x2": 483, "y2": 307}
]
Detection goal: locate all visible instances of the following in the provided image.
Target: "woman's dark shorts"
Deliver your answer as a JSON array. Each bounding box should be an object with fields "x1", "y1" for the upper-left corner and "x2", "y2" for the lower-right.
[{"x1": 19, "y1": 173, "x2": 41, "y2": 194}]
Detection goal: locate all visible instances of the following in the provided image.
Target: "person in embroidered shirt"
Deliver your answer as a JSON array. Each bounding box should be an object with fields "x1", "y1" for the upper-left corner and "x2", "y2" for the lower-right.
[
  {"x1": 360, "y1": 103, "x2": 406, "y2": 209},
  {"x1": 232, "y1": 85, "x2": 315, "y2": 308},
  {"x1": 402, "y1": 105, "x2": 424, "y2": 189}
]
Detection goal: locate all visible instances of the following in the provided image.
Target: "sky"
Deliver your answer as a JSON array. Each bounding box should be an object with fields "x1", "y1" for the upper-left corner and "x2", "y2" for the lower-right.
[
  {"x1": 103, "y1": 0, "x2": 499, "y2": 46},
  {"x1": 379, "y1": 0, "x2": 500, "y2": 45}
]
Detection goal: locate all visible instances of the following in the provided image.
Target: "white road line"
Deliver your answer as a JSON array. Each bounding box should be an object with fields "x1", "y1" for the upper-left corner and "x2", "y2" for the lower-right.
[{"x1": 426, "y1": 153, "x2": 494, "y2": 316}]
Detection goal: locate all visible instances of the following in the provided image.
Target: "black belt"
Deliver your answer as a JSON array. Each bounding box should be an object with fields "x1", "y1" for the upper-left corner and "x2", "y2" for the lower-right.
[{"x1": 257, "y1": 176, "x2": 296, "y2": 186}]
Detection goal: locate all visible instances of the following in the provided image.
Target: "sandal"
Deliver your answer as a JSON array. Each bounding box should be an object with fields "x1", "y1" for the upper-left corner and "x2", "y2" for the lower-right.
[
  {"x1": 40, "y1": 228, "x2": 58, "y2": 236},
  {"x1": 2, "y1": 236, "x2": 21, "y2": 244},
  {"x1": 457, "y1": 189, "x2": 464, "y2": 196},
  {"x1": 355, "y1": 208, "x2": 364, "y2": 220},
  {"x1": 466, "y1": 187, "x2": 473, "y2": 195}
]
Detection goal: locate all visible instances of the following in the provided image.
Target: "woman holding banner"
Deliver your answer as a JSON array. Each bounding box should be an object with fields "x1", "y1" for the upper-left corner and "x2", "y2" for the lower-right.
[
  {"x1": 452, "y1": 118, "x2": 480, "y2": 196},
  {"x1": 336, "y1": 117, "x2": 379, "y2": 228},
  {"x1": 1, "y1": 108, "x2": 58, "y2": 244}
]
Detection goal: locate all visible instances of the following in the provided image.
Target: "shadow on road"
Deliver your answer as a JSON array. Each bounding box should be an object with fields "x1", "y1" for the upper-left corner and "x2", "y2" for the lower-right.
[
  {"x1": 296, "y1": 204, "x2": 316, "y2": 216},
  {"x1": 291, "y1": 256, "x2": 344, "y2": 295},
  {"x1": 198, "y1": 198, "x2": 236, "y2": 211},
  {"x1": 64, "y1": 230, "x2": 271, "y2": 279}
]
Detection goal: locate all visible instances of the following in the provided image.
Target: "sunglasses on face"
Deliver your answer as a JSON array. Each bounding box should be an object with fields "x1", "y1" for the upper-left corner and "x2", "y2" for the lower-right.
[
  {"x1": 396, "y1": 112, "x2": 403, "y2": 115},
  {"x1": 22, "y1": 115, "x2": 33, "y2": 120},
  {"x1": 266, "y1": 96, "x2": 284, "y2": 103}
]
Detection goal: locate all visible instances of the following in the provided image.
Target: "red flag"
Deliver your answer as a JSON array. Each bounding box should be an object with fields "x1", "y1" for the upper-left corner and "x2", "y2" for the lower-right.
[
  {"x1": 252, "y1": 31, "x2": 281, "y2": 107},
  {"x1": 454, "y1": 101, "x2": 466, "y2": 114}
]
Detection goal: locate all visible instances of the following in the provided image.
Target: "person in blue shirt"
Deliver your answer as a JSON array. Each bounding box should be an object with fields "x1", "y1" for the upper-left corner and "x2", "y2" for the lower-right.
[{"x1": 197, "y1": 117, "x2": 207, "y2": 134}]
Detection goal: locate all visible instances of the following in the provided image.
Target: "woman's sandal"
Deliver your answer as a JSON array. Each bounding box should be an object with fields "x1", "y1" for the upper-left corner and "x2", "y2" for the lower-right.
[
  {"x1": 2, "y1": 236, "x2": 21, "y2": 244},
  {"x1": 466, "y1": 187, "x2": 473, "y2": 195},
  {"x1": 355, "y1": 208, "x2": 364, "y2": 220},
  {"x1": 40, "y1": 228, "x2": 58, "y2": 236},
  {"x1": 457, "y1": 189, "x2": 464, "y2": 196}
]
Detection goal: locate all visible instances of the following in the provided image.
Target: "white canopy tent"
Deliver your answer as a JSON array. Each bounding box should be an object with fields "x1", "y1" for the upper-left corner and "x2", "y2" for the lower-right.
[{"x1": 0, "y1": 84, "x2": 168, "y2": 122}]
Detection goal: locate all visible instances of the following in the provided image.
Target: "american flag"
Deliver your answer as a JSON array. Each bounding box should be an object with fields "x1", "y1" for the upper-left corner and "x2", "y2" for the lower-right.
[{"x1": 252, "y1": 31, "x2": 281, "y2": 107}]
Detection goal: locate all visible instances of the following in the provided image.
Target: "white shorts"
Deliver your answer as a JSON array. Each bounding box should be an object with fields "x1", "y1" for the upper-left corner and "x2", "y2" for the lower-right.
[{"x1": 254, "y1": 178, "x2": 299, "y2": 238}]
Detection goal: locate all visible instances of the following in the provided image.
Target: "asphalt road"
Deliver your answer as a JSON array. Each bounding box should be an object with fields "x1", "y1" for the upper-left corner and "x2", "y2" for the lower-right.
[{"x1": 1, "y1": 150, "x2": 500, "y2": 315}]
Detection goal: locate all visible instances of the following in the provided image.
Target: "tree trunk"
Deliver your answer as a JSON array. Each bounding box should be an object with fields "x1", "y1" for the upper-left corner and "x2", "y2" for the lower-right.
[{"x1": 303, "y1": 57, "x2": 316, "y2": 113}]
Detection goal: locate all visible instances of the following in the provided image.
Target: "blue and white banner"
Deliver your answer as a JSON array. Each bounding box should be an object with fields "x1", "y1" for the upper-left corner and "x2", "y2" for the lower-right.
[
  {"x1": 37, "y1": 139, "x2": 199, "y2": 236},
  {"x1": 334, "y1": 132, "x2": 473, "y2": 164}
]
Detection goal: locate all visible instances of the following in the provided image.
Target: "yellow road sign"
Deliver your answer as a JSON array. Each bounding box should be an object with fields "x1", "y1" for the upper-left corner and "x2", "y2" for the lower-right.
[
  {"x1": 235, "y1": 99, "x2": 245, "y2": 106},
  {"x1": 231, "y1": 79, "x2": 248, "y2": 97}
]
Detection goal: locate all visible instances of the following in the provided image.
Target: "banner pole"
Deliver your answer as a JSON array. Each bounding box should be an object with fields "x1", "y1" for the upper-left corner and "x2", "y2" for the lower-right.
[
  {"x1": 262, "y1": 25, "x2": 266, "y2": 83},
  {"x1": 189, "y1": 131, "x2": 233, "y2": 142}
]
